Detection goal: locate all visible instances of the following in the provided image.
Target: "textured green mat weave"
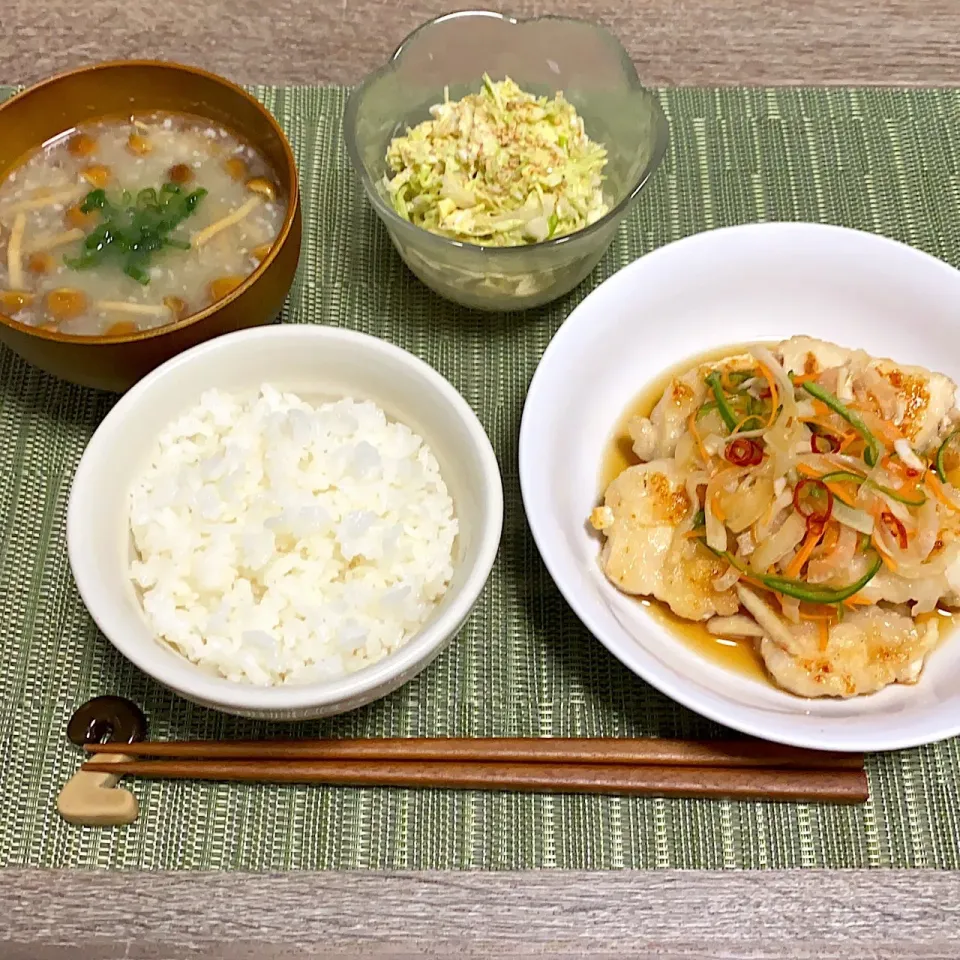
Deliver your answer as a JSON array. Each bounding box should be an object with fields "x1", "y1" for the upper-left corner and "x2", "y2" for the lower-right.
[{"x1": 1, "y1": 85, "x2": 959, "y2": 871}]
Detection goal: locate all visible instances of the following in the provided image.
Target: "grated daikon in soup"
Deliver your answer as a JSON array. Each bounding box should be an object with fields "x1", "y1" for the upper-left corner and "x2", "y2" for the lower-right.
[{"x1": 0, "y1": 112, "x2": 287, "y2": 336}]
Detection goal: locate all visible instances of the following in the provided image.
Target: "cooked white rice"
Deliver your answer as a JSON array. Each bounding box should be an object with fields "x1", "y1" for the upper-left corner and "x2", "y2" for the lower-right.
[{"x1": 129, "y1": 385, "x2": 458, "y2": 685}]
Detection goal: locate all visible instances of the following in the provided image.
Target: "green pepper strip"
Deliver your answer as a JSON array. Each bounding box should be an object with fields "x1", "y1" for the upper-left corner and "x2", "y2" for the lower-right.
[
  {"x1": 705, "y1": 372, "x2": 739, "y2": 433},
  {"x1": 691, "y1": 508, "x2": 706, "y2": 528},
  {"x1": 935, "y1": 428, "x2": 960, "y2": 483},
  {"x1": 820, "y1": 469, "x2": 926, "y2": 507},
  {"x1": 802, "y1": 381, "x2": 881, "y2": 467},
  {"x1": 719, "y1": 550, "x2": 883, "y2": 604}
]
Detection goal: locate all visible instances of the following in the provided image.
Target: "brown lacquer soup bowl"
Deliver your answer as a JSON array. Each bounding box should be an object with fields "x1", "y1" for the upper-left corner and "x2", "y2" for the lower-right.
[{"x1": 0, "y1": 61, "x2": 301, "y2": 392}]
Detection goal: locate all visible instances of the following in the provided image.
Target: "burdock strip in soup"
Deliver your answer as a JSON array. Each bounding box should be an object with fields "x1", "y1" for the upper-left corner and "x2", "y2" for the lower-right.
[{"x1": 0, "y1": 112, "x2": 286, "y2": 336}]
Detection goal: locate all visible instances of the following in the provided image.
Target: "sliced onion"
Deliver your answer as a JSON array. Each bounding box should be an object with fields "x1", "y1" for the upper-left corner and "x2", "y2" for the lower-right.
[
  {"x1": 722, "y1": 471, "x2": 774, "y2": 533},
  {"x1": 754, "y1": 490, "x2": 794, "y2": 542},
  {"x1": 705, "y1": 466, "x2": 749, "y2": 539},
  {"x1": 684, "y1": 472, "x2": 711, "y2": 508},
  {"x1": 819, "y1": 367, "x2": 841, "y2": 394},
  {"x1": 707, "y1": 615, "x2": 765, "y2": 638},
  {"x1": 832, "y1": 500, "x2": 875, "y2": 535},
  {"x1": 873, "y1": 490, "x2": 914, "y2": 526},
  {"x1": 935, "y1": 476, "x2": 960, "y2": 511},
  {"x1": 914, "y1": 496, "x2": 939, "y2": 561},
  {"x1": 894, "y1": 438, "x2": 926, "y2": 473},
  {"x1": 778, "y1": 594, "x2": 801, "y2": 624},
  {"x1": 807, "y1": 524, "x2": 858, "y2": 583},
  {"x1": 751, "y1": 510, "x2": 807, "y2": 571},
  {"x1": 702, "y1": 433, "x2": 725, "y2": 457},
  {"x1": 705, "y1": 499, "x2": 726, "y2": 551},
  {"x1": 871, "y1": 509, "x2": 944, "y2": 580},
  {"x1": 752, "y1": 345, "x2": 797, "y2": 416},
  {"x1": 736, "y1": 584, "x2": 797, "y2": 650},
  {"x1": 712, "y1": 564, "x2": 741, "y2": 592},
  {"x1": 823, "y1": 452, "x2": 873, "y2": 474},
  {"x1": 737, "y1": 529, "x2": 756, "y2": 556},
  {"x1": 895, "y1": 542, "x2": 960, "y2": 581},
  {"x1": 835, "y1": 366, "x2": 854, "y2": 402},
  {"x1": 763, "y1": 417, "x2": 808, "y2": 478}
]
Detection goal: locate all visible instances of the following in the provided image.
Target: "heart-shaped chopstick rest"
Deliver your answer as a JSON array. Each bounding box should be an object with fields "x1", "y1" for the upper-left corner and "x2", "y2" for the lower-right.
[{"x1": 57, "y1": 696, "x2": 147, "y2": 826}]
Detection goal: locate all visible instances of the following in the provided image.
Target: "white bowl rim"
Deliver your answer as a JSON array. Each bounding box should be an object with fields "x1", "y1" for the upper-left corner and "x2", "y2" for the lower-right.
[
  {"x1": 68, "y1": 324, "x2": 504, "y2": 712},
  {"x1": 519, "y1": 221, "x2": 960, "y2": 752}
]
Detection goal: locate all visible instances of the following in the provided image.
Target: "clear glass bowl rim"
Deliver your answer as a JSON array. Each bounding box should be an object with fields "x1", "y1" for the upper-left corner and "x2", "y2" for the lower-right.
[{"x1": 343, "y1": 9, "x2": 669, "y2": 258}]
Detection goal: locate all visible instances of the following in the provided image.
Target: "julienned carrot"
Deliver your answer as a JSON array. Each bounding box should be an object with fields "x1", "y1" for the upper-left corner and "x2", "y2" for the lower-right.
[
  {"x1": 843, "y1": 594, "x2": 875, "y2": 607},
  {"x1": 838, "y1": 431, "x2": 859, "y2": 452},
  {"x1": 798, "y1": 605, "x2": 839, "y2": 621},
  {"x1": 785, "y1": 524, "x2": 825, "y2": 579},
  {"x1": 824, "y1": 481, "x2": 858, "y2": 507},
  {"x1": 791, "y1": 372, "x2": 821, "y2": 384},
  {"x1": 756, "y1": 362, "x2": 780, "y2": 429},
  {"x1": 817, "y1": 522, "x2": 840, "y2": 560},
  {"x1": 925, "y1": 472, "x2": 960, "y2": 513},
  {"x1": 688, "y1": 413, "x2": 710, "y2": 464}
]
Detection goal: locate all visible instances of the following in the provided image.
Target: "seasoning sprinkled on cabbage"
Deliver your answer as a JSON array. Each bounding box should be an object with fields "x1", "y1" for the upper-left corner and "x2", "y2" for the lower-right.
[{"x1": 383, "y1": 75, "x2": 609, "y2": 246}]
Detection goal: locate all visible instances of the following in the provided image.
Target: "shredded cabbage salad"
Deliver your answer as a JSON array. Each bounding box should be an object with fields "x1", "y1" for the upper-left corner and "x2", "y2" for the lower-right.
[{"x1": 383, "y1": 75, "x2": 609, "y2": 246}]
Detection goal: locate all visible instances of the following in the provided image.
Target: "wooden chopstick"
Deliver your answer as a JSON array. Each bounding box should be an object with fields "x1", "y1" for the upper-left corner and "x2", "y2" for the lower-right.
[
  {"x1": 79, "y1": 757, "x2": 868, "y2": 803},
  {"x1": 85, "y1": 737, "x2": 863, "y2": 770}
]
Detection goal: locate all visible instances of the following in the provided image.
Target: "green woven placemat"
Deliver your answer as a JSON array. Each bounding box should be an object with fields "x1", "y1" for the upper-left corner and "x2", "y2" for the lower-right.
[{"x1": 1, "y1": 85, "x2": 959, "y2": 871}]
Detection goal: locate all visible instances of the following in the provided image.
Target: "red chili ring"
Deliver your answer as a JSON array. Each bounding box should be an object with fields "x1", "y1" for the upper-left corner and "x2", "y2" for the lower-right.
[
  {"x1": 725, "y1": 437, "x2": 764, "y2": 467},
  {"x1": 810, "y1": 432, "x2": 841, "y2": 454},
  {"x1": 793, "y1": 477, "x2": 834, "y2": 525},
  {"x1": 880, "y1": 511, "x2": 909, "y2": 551}
]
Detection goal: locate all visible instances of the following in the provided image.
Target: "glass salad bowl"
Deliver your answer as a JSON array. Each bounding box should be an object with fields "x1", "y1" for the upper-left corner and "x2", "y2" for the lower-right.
[{"x1": 344, "y1": 10, "x2": 668, "y2": 312}]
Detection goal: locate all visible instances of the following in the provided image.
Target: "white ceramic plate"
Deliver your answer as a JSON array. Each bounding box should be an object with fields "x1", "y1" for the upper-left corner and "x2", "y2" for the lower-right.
[{"x1": 520, "y1": 222, "x2": 960, "y2": 752}]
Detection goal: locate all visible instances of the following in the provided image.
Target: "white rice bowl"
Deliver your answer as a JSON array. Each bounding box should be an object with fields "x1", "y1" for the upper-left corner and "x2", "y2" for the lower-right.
[{"x1": 129, "y1": 384, "x2": 458, "y2": 685}]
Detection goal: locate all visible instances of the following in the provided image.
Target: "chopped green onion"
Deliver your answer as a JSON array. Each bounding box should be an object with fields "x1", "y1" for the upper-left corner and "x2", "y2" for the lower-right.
[
  {"x1": 123, "y1": 262, "x2": 151, "y2": 285},
  {"x1": 80, "y1": 188, "x2": 107, "y2": 212},
  {"x1": 802, "y1": 382, "x2": 881, "y2": 467},
  {"x1": 64, "y1": 182, "x2": 205, "y2": 285}
]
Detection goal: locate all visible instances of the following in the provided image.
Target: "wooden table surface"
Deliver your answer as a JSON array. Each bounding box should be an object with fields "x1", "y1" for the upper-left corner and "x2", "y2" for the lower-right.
[{"x1": 3, "y1": 1, "x2": 960, "y2": 957}]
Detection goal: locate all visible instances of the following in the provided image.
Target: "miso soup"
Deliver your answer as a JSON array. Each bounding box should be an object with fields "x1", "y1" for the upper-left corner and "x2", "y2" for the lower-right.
[{"x1": 0, "y1": 112, "x2": 287, "y2": 336}]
